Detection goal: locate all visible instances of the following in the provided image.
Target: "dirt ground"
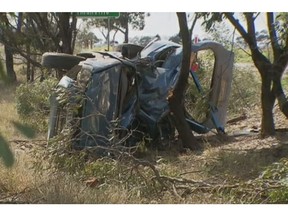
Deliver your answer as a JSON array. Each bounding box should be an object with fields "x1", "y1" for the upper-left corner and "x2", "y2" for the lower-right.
[{"x1": 1, "y1": 79, "x2": 288, "y2": 204}]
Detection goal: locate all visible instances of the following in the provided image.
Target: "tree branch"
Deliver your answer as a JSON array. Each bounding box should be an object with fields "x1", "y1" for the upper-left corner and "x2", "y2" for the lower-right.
[
  {"x1": 111, "y1": 24, "x2": 125, "y2": 35},
  {"x1": 267, "y1": 12, "x2": 281, "y2": 60},
  {"x1": 244, "y1": 13, "x2": 258, "y2": 51},
  {"x1": 189, "y1": 13, "x2": 200, "y2": 39},
  {"x1": 224, "y1": 13, "x2": 251, "y2": 46},
  {"x1": 32, "y1": 13, "x2": 61, "y2": 51},
  {"x1": 99, "y1": 28, "x2": 108, "y2": 41},
  {"x1": 167, "y1": 12, "x2": 200, "y2": 150}
]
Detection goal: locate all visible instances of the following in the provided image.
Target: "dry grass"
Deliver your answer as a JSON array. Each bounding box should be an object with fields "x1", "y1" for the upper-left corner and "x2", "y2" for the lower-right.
[
  {"x1": 0, "y1": 81, "x2": 145, "y2": 204},
  {"x1": 1, "y1": 62, "x2": 288, "y2": 204},
  {"x1": 0, "y1": 83, "x2": 21, "y2": 139}
]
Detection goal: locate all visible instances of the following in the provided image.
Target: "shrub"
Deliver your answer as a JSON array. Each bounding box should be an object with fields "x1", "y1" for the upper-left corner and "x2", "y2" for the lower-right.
[
  {"x1": 259, "y1": 158, "x2": 288, "y2": 203},
  {"x1": 228, "y1": 66, "x2": 261, "y2": 118},
  {"x1": 16, "y1": 78, "x2": 58, "y2": 132},
  {"x1": 184, "y1": 50, "x2": 214, "y2": 123}
]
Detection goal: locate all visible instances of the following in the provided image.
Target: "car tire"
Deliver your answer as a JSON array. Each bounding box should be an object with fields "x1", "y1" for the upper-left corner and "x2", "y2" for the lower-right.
[{"x1": 42, "y1": 52, "x2": 85, "y2": 70}]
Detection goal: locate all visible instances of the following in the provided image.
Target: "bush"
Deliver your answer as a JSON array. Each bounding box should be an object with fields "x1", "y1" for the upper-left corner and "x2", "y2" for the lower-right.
[
  {"x1": 184, "y1": 51, "x2": 214, "y2": 123},
  {"x1": 259, "y1": 158, "x2": 288, "y2": 203},
  {"x1": 185, "y1": 52, "x2": 261, "y2": 122},
  {"x1": 228, "y1": 66, "x2": 261, "y2": 118},
  {"x1": 16, "y1": 78, "x2": 58, "y2": 132}
]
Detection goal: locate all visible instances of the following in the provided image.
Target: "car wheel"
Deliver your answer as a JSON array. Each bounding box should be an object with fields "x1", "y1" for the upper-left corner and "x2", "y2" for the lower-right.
[{"x1": 42, "y1": 52, "x2": 85, "y2": 70}]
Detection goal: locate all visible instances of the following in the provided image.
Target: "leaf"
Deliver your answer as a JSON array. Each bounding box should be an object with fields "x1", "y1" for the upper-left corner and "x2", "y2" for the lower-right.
[
  {"x1": 12, "y1": 121, "x2": 36, "y2": 139},
  {"x1": 0, "y1": 134, "x2": 15, "y2": 167}
]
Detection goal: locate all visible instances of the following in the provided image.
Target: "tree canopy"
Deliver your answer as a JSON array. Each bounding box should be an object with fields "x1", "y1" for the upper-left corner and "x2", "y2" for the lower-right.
[{"x1": 86, "y1": 12, "x2": 147, "y2": 43}]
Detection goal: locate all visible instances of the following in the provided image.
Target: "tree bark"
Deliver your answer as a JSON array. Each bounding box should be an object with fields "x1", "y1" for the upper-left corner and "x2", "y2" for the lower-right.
[
  {"x1": 70, "y1": 13, "x2": 77, "y2": 54},
  {"x1": 168, "y1": 13, "x2": 200, "y2": 151},
  {"x1": 224, "y1": 12, "x2": 287, "y2": 137},
  {"x1": 57, "y1": 13, "x2": 77, "y2": 54},
  {"x1": 260, "y1": 72, "x2": 276, "y2": 136},
  {"x1": 272, "y1": 63, "x2": 288, "y2": 117},
  {"x1": 4, "y1": 44, "x2": 17, "y2": 83},
  {"x1": 121, "y1": 13, "x2": 129, "y2": 43},
  {"x1": 124, "y1": 21, "x2": 129, "y2": 43},
  {"x1": 58, "y1": 13, "x2": 72, "y2": 54},
  {"x1": 26, "y1": 44, "x2": 31, "y2": 82}
]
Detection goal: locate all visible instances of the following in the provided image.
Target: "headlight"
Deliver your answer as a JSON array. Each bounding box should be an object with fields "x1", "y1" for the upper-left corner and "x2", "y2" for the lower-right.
[{"x1": 77, "y1": 66, "x2": 92, "y2": 88}]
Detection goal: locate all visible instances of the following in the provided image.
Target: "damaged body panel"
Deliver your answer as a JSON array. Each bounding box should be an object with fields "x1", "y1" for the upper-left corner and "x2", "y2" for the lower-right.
[
  {"x1": 136, "y1": 40, "x2": 234, "y2": 135},
  {"x1": 43, "y1": 39, "x2": 234, "y2": 149}
]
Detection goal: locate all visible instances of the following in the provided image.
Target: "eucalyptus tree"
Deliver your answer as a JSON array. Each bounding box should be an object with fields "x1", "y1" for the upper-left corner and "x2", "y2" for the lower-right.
[
  {"x1": 86, "y1": 12, "x2": 146, "y2": 43},
  {"x1": 0, "y1": 12, "x2": 78, "y2": 82},
  {"x1": 199, "y1": 12, "x2": 288, "y2": 136}
]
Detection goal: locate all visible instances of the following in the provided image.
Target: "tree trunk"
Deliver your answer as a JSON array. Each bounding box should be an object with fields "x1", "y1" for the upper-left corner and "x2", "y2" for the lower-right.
[
  {"x1": 124, "y1": 27, "x2": 129, "y2": 43},
  {"x1": 250, "y1": 49, "x2": 278, "y2": 137},
  {"x1": 70, "y1": 13, "x2": 77, "y2": 54},
  {"x1": 260, "y1": 72, "x2": 276, "y2": 137},
  {"x1": 271, "y1": 63, "x2": 288, "y2": 118},
  {"x1": 168, "y1": 13, "x2": 200, "y2": 151},
  {"x1": 124, "y1": 16, "x2": 129, "y2": 43},
  {"x1": 26, "y1": 59, "x2": 31, "y2": 82},
  {"x1": 58, "y1": 13, "x2": 77, "y2": 54},
  {"x1": 253, "y1": 57, "x2": 276, "y2": 137},
  {"x1": 31, "y1": 64, "x2": 35, "y2": 82},
  {"x1": 26, "y1": 44, "x2": 31, "y2": 82},
  {"x1": 4, "y1": 45, "x2": 16, "y2": 83},
  {"x1": 223, "y1": 12, "x2": 288, "y2": 137}
]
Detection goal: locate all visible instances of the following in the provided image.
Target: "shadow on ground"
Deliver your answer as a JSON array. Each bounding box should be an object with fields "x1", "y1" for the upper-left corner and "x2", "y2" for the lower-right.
[{"x1": 207, "y1": 140, "x2": 288, "y2": 181}]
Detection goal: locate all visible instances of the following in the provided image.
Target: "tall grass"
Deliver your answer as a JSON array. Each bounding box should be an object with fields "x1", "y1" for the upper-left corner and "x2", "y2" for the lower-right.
[
  {"x1": 0, "y1": 83, "x2": 23, "y2": 140},
  {"x1": 1, "y1": 46, "x2": 287, "y2": 204}
]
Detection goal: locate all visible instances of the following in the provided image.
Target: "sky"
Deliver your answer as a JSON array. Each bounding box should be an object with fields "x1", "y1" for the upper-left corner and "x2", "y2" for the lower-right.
[
  {"x1": 137, "y1": 12, "x2": 268, "y2": 39},
  {"x1": 2, "y1": 0, "x2": 285, "y2": 12},
  {"x1": 1, "y1": 0, "x2": 280, "y2": 44},
  {"x1": 92, "y1": 12, "x2": 269, "y2": 43},
  {"x1": 91, "y1": 12, "x2": 183, "y2": 43}
]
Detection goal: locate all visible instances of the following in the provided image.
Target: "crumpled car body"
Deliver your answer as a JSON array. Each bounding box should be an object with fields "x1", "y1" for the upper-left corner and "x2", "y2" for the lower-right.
[{"x1": 44, "y1": 39, "x2": 234, "y2": 149}]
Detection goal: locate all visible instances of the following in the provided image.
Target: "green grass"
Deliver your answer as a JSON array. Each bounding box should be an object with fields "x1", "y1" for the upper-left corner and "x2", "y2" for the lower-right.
[
  {"x1": 234, "y1": 48, "x2": 253, "y2": 63},
  {"x1": 282, "y1": 75, "x2": 288, "y2": 88}
]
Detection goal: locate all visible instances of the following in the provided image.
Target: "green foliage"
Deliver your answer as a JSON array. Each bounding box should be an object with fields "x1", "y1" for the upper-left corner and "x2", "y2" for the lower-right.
[
  {"x1": 234, "y1": 49, "x2": 252, "y2": 63},
  {"x1": 184, "y1": 51, "x2": 214, "y2": 123},
  {"x1": 207, "y1": 22, "x2": 234, "y2": 49},
  {"x1": 185, "y1": 49, "x2": 260, "y2": 121},
  {"x1": 11, "y1": 121, "x2": 36, "y2": 139},
  {"x1": 255, "y1": 158, "x2": 288, "y2": 203},
  {"x1": 86, "y1": 12, "x2": 146, "y2": 42},
  {"x1": 275, "y1": 13, "x2": 288, "y2": 48},
  {"x1": 76, "y1": 29, "x2": 99, "y2": 49},
  {"x1": 228, "y1": 66, "x2": 261, "y2": 117},
  {"x1": 15, "y1": 78, "x2": 58, "y2": 132},
  {"x1": 260, "y1": 159, "x2": 288, "y2": 180},
  {"x1": 282, "y1": 75, "x2": 288, "y2": 88},
  {"x1": 0, "y1": 134, "x2": 14, "y2": 167},
  {"x1": 268, "y1": 188, "x2": 288, "y2": 203},
  {"x1": 0, "y1": 121, "x2": 36, "y2": 168},
  {"x1": 197, "y1": 12, "x2": 225, "y2": 31}
]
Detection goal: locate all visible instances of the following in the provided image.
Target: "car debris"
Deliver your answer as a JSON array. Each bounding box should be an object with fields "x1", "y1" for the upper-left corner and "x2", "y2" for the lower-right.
[{"x1": 42, "y1": 38, "x2": 234, "y2": 151}]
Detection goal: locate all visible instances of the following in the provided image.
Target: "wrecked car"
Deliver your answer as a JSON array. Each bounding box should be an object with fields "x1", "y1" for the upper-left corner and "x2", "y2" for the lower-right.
[{"x1": 42, "y1": 38, "x2": 234, "y2": 151}]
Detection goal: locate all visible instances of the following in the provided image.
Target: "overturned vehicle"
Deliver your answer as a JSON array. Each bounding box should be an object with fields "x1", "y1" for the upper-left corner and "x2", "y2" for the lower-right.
[{"x1": 43, "y1": 38, "x2": 234, "y2": 151}]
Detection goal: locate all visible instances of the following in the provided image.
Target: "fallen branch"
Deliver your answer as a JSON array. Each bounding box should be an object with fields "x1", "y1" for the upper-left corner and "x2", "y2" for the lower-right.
[{"x1": 227, "y1": 114, "x2": 247, "y2": 124}]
